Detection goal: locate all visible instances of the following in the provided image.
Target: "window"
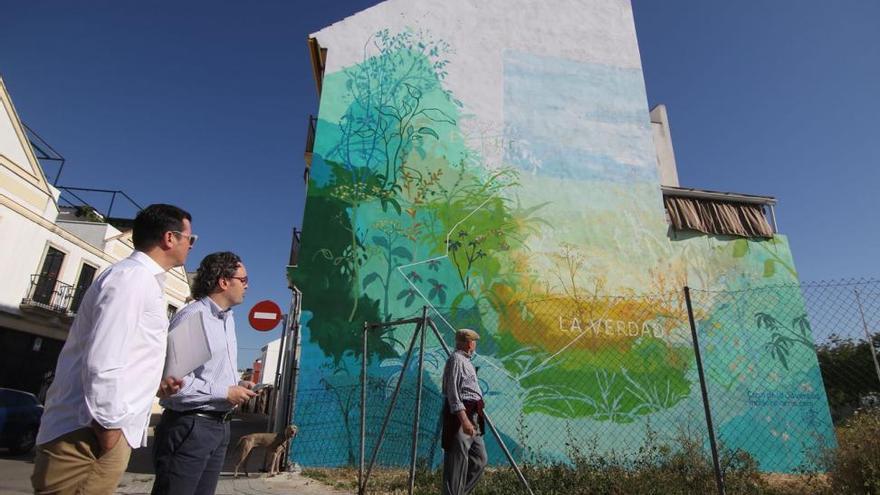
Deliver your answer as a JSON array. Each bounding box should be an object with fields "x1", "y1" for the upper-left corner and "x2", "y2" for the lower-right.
[
  {"x1": 70, "y1": 263, "x2": 98, "y2": 313},
  {"x1": 33, "y1": 247, "x2": 65, "y2": 305}
]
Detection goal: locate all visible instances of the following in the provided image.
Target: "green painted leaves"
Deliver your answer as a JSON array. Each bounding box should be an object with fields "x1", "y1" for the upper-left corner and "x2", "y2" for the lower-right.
[
  {"x1": 427, "y1": 278, "x2": 447, "y2": 304},
  {"x1": 362, "y1": 272, "x2": 381, "y2": 289},
  {"x1": 733, "y1": 239, "x2": 749, "y2": 258},
  {"x1": 764, "y1": 259, "x2": 776, "y2": 277},
  {"x1": 396, "y1": 288, "x2": 418, "y2": 307},
  {"x1": 758, "y1": 312, "x2": 816, "y2": 370},
  {"x1": 391, "y1": 246, "x2": 413, "y2": 261},
  {"x1": 416, "y1": 107, "x2": 456, "y2": 125},
  {"x1": 417, "y1": 127, "x2": 439, "y2": 139}
]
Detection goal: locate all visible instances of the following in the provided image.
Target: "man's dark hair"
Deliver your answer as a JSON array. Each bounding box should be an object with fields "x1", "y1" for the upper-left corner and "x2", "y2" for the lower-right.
[
  {"x1": 191, "y1": 252, "x2": 242, "y2": 300},
  {"x1": 132, "y1": 204, "x2": 192, "y2": 251}
]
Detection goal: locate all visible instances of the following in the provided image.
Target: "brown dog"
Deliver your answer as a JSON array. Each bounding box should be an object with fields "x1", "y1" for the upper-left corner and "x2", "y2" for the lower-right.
[
  {"x1": 266, "y1": 439, "x2": 289, "y2": 477},
  {"x1": 233, "y1": 425, "x2": 298, "y2": 478}
]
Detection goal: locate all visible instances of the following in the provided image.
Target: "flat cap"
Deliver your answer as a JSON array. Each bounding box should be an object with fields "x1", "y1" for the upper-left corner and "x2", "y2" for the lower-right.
[{"x1": 455, "y1": 328, "x2": 480, "y2": 342}]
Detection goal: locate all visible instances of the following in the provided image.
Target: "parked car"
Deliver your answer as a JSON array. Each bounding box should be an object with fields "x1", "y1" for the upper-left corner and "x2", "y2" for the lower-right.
[{"x1": 0, "y1": 388, "x2": 43, "y2": 455}]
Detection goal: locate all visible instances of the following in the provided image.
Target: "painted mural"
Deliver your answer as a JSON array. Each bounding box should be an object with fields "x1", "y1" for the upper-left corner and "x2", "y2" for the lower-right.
[{"x1": 290, "y1": 27, "x2": 835, "y2": 473}]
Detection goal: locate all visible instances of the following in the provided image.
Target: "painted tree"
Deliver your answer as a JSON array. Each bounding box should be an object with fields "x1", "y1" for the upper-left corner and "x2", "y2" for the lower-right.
[{"x1": 323, "y1": 29, "x2": 459, "y2": 321}]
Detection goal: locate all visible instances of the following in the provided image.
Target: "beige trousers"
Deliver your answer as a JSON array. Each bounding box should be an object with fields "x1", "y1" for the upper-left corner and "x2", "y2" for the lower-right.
[{"x1": 31, "y1": 427, "x2": 132, "y2": 495}]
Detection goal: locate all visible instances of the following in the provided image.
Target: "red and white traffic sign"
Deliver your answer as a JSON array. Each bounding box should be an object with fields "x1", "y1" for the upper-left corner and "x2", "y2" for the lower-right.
[{"x1": 248, "y1": 300, "x2": 283, "y2": 332}]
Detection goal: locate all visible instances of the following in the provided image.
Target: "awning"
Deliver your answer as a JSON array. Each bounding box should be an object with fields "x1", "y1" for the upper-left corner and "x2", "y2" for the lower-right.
[{"x1": 663, "y1": 195, "x2": 774, "y2": 238}]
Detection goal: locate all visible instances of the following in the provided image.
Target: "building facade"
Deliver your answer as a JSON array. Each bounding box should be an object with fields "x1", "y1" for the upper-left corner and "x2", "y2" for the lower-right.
[
  {"x1": 0, "y1": 78, "x2": 191, "y2": 395},
  {"x1": 288, "y1": 0, "x2": 833, "y2": 472}
]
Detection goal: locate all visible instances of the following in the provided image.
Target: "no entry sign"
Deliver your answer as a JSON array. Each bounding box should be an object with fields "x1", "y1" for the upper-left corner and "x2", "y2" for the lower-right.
[{"x1": 248, "y1": 300, "x2": 283, "y2": 332}]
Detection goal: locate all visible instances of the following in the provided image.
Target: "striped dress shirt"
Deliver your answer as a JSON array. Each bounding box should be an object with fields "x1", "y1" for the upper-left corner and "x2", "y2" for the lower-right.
[
  {"x1": 160, "y1": 297, "x2": 238, "y2": 412},
  {"x1": 442, "y1": 350, "x2": 483, "y2": 413}
]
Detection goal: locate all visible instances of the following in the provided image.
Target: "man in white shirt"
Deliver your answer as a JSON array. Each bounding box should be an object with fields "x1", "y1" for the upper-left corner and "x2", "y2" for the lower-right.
[{"x1": 32, "y1": 204, "x2": 195, "y2": 495}]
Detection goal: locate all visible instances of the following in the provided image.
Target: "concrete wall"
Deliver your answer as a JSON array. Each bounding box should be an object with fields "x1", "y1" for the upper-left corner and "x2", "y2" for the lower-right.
[{"x1": 56, "y1": 219, "x2": 118, "y2": 250}]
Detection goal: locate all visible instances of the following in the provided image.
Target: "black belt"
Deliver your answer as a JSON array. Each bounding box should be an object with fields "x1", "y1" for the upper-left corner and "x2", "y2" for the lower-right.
[{"x1": 165, "y1": 408, "x2": 234, "y2": 423}]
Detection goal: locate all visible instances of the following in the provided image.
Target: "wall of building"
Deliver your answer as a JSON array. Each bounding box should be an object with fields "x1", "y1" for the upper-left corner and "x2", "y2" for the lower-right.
[
  {"x1": 650, "y1": 104, "x2": 680, "y2": 186},
  {"x1": 56, "y1": 219, "x2": 117, "y2": 250},
  {"x1": 290, "y1": 0, "x2": 833, "y2": 472},
  {"x1": 0, "y1": 78, "x2": 192, "y2": 394},
  {"x1": 0, "y1": 79, "x2": 52, "y2": 216}
]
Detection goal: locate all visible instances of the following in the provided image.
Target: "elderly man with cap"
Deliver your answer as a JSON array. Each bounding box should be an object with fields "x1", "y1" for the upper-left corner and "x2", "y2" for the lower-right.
[{"x1": 441, "y1": 328, "x2": 487, "y2": 495}]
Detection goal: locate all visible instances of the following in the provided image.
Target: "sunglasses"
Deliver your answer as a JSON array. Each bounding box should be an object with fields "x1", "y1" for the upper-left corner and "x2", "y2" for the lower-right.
[
  {"x1": 228, "y1": 276, "x2": 249, "y2": 284},
  {"x1": 170, "y1": 231, "x2": 198, "y2": 246}
]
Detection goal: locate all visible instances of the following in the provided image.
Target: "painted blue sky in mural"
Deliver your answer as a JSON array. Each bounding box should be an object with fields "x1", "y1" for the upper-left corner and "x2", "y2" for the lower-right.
[
  {"x1": 1, "y1": 0, "x2": 877, "y2": 367},
  {"x1": 504, "y1": 50, "x2": 657, "y2": 183}
]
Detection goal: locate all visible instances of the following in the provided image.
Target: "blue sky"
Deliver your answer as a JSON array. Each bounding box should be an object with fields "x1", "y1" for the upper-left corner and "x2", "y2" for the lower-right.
[{"x1": 2, "y1": 1, "x2": 877, "y2": 368}]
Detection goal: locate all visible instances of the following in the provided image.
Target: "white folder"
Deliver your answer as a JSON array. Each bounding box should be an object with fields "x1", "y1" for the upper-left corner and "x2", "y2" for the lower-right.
[{"x1": 163, "y1": 312, "x2": 212, "y2": 379}]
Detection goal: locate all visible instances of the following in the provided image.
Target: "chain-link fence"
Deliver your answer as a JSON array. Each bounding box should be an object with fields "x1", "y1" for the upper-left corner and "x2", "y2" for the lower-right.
[
  {"x1": 290, "y1": 279, "x2": 880, "y2": 493},
  {"x1": 690, "y1": 279, "x2": 880, "y2": 474}
]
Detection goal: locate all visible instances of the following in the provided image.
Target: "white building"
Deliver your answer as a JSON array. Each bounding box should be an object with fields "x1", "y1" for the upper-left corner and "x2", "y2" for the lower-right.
[
  {"x1": 259, "y1": 338, "x2": 282, "y2": 386},
  {"x1": 0, "y1": 78, "x2": 191, "y2": 395}
]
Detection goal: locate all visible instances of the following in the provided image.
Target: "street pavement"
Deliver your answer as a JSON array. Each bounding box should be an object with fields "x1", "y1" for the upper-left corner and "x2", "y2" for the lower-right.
[{"x1": 0, "y1": 413, "x2": 352, "y2": 495}]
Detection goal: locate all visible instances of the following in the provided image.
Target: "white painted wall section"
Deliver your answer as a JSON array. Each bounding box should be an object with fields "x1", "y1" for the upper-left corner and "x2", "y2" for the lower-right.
[{"x1": 650, "y1": 104, "x2": 680, "y2": 186}]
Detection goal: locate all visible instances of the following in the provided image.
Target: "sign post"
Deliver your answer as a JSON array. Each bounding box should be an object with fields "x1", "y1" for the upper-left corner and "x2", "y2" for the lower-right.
[{"x1": 248, "y1": 300, "x2": 284, "y2": 432}]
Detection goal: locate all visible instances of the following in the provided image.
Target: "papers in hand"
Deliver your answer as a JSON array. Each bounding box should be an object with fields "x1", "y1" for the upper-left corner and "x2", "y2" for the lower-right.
[{"x1": 163, "y1": 312, "x2": 211, "y2": 379}]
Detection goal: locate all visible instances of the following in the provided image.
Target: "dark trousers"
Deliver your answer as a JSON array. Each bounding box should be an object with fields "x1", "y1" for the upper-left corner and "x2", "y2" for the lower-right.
[{"x1": 151, "y1": 411, "x2": 231, "y2": 495}]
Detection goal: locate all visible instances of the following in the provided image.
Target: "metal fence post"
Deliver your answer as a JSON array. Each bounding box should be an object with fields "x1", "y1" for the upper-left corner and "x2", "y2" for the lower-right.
[
  {"x1": 359, "y1": 321, "x2": 368, "y2": 495},
  {"x1": 361, "y1": 320, "x2": 423, "y2": 494},
  {"x1": 684, "y1": 286, "x2": 726, "y2": 495},
  {"x1": 268, "y1": 313, "x2": 288, "y2": 432},
  {"x1": 275, "y1": 314, "x2": 296, "y2": 434},
  {"x1": 281, "y1": 287, "x2": 303, "y2": 471},
  {"x1": 854, "y1": 289, "x2": 880, "y2": 387},
  {"x1": 408, "y1": 307, "x2": 429, "y2": 495}
]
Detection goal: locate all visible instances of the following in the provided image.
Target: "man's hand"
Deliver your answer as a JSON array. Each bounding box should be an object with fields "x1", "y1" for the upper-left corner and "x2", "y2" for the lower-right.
[
  {"x1": 238, "y1": 380, "x2": 256, "y2": 390},
  {"x1": 461, "y1": 419, "x2": 476, "y2": 437},
  {"x1": 456, "y1": 410, "x2": 476, "y2": 437},
  {"x1": 227, "y1": 385, "x2": 257, "y2": 406},
  {"x1": 157, "y1": 376, "x2": 184, "y2": 399},
  {"x1": 90, "y1": 421, "x2": 122, "y2": 455}
]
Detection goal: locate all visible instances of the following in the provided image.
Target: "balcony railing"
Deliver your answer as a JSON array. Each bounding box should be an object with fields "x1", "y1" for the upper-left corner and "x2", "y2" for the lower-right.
[
  {"x1": 57, "y1": 187, "x2": 143, "y2": 223},
  {"x1": 304, "y1": 115, "x2": 317, "y2": 183},
  {"x1": 21, "y1": 274, "x2": 76, "y2": 316},
  {"x1": 288, "y1": 227, "x2": 301, "y2": 268}
]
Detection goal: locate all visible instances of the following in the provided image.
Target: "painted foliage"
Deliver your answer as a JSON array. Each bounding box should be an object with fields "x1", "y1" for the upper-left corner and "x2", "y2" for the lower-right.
[{"x1": 291, "y1": 24, "x2": 834, "y2": 472}]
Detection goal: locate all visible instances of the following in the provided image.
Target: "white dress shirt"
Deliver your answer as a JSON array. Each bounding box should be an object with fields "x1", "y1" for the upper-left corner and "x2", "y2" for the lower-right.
[{"x1": 36, "y1": 251, "x2": 169, "y2": 448}]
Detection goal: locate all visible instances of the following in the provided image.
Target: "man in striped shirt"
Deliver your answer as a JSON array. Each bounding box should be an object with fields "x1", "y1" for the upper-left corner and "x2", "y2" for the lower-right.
[
  {"x1": 441, "y1": 328, "x2": 487, "y2": 495},
  {"x1": 151, "y1": 252, "x2": 256, "y2": 495}
]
